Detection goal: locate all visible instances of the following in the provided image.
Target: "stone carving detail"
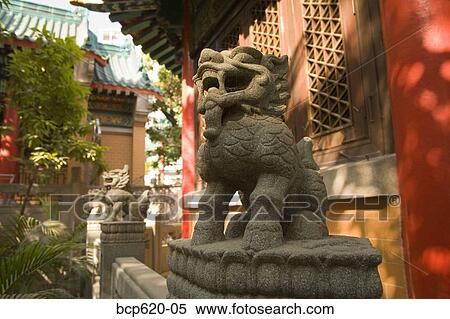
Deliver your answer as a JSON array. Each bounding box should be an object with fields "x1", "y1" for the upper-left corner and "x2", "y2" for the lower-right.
[
  {"x1": 100, "y1": 221, "x2": 146, "y2": 243},
  {"x1": 99, "y1": 221, "x2": 146, "y2": 298},
  {"x1": 168, "y1": 237, "x2": 382, "y2": 298},
  {"x1": 192, "y1": 46, "x2": 328, "y2": 251},
  {"x1": 102, "y1": 165, "x2": 130, "y2": 190},
  {"x1": 87, "y1": 165, "x2": 141, "y2": 221},
  {"x1": 168, "y1": 46, "x2": 382, "y2": 299}
]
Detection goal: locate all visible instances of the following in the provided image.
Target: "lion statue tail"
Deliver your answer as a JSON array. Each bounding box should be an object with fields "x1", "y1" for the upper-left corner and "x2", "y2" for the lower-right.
[{"x1": 295, "y1": 137, "x2": 328, "y2": 218}]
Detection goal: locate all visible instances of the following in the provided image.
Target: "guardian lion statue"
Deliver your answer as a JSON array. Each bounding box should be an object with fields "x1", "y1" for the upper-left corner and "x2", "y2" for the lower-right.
[
  {"x1": 192, "y1": 46, "x2": 329, "y2": 251},
  {"x1": 87, "y1": 165, "x2": 141, "y2": 221}
]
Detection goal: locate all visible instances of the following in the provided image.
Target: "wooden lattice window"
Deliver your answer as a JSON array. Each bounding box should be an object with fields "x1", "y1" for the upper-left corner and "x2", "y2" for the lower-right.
[
  {"x1": 251, "y1": 0, "x2": 281, "y2": 56},
  {"x1": 302, "y1": 0, "x2": 352, "y2": 137},
  {"x1": 220, "y1": 25, "x2": 241, "y2": 51}
]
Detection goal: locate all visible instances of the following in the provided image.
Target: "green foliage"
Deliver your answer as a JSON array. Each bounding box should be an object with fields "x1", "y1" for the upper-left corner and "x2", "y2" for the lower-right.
[
  {"x1": 0, "y1": 0, "x2": 10, "y2": 40},
  {"x1": 145, "y1": 64, "x2": 182, "y2": 168},
  {"x1": 6, "y1": 29, "x2": 106, "y2": 180},
  {"x1": 147, "y1": 124, "x2": 181, "y2": 168},
  {"x1": 151, "y1": 66, "x2": 182, "y2": 123},
  {"x1": 0, "y1": 215, "x2": 90, "y2": 298},
  {"x1": 0, "y1": 21, "x2": 8, "y2": 41},
  {"x1": 0, "y1": 0, "x2": 10, "y2": 8},
  {"x1": 0, "y1": 0, "x2": 11, "y2": 135}
]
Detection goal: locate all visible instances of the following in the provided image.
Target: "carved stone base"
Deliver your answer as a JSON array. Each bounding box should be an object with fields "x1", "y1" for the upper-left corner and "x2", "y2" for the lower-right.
[
  {"x1": 100, "y1": 221, "x2": 145, "y2": 298},
  {"x1": 167, "y1": 236, "x2": 382, "y2": 298}
]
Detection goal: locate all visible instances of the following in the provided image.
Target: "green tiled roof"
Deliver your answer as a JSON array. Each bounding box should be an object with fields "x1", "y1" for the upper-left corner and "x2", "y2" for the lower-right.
[
  {"x1": 0, "y1": 0, "x2": 89, "y2": 46},
  {"x1": 0, "y1": 1, "x2": 159, "y2": 96},
  {"x1": 90, "y1": 31, "x2": 161, "y2": 95},
  {"x1": 71, "y1": 0, "x2": 182, "y2": 75}
]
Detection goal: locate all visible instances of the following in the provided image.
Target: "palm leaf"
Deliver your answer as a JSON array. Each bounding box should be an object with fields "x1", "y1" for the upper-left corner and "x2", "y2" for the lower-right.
[
  {"x1": 0, "y1": 216, "x2": 90, "y2": 297},
  {"x1": 0, "y1": 241, "x2": 81, "y2": 294},
  {"x1": 38, "y1": 220, "x2": 68, "y2": 238},
  {"x1": 1, "y1": 288, "x2": 73, "y2": 299},
  {"x1": 48, "y1": 222, "x2": 86, "y2": 245},
  {"x1": 0, "y1": 215, "x2": 41, "y2": 249}
]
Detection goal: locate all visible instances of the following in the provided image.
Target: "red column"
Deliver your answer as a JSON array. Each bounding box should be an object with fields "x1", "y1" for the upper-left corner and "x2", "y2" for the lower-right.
[
  {"x1": 0, "y1": 105, "x2": 19, "y2": 180},
  {"x1": 181, "y1": 0, "x2": 196, "y2": 238},
  {"x1": 380, "y1": 0, "x2": 450, "y2": 297}
]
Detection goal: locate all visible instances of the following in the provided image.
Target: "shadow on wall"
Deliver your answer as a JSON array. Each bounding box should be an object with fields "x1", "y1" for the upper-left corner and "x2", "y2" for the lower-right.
[
  {"x1": 327, "y1": 205, "x2": 408, "y2": 299},
  {"x1": 286, "y1": 0, "x2": 450, "y2": 298},
  {"x1": 281, "y1": 0, "x2": 408, "y2": 298},
  {"x1": 380, "y1": 0, "x2": 450, "y2": 298}
]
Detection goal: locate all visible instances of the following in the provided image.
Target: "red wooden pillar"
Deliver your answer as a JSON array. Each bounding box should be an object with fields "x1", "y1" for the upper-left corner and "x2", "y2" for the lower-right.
[
  {"x1": 0, "y1": 105, "x2": 19, "y2": 180},
  {"x1": 181, "y1": 0, "x2": 196, "y2": 238},
  {"x1": 380, "y1": 0, "x2": 450, "y2": 297}
]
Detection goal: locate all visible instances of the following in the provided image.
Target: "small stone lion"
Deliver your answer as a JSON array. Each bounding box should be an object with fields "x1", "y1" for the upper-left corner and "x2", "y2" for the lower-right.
[
  {"x1": 192, "y1": 46, "x2": 329, "y2": 251},
  {"x1": 87, "y1": 165, "x2": 139, "y2": 221}
]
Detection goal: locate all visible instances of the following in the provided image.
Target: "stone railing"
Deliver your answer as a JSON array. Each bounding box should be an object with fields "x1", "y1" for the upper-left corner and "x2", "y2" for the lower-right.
[
  {"x1": 100, "y1": 221, "x2": 146, "y2": 298},
  {"x1": 111, "y1": 257, "x2": 168, "y2": 299}
]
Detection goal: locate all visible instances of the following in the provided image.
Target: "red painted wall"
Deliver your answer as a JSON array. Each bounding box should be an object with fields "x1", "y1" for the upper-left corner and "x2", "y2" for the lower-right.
[
  {"x1": 0, "y1": 106, "x2": 18, "y2": 180},
  {"x1": 380, "y1": 0, "x2": 450, "y2": 297},
  {"x1": 181, "y1": 0, "x2": 196, "y2": 238}
]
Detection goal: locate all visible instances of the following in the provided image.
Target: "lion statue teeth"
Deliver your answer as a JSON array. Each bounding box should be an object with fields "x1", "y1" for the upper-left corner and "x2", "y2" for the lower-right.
[{"x1": 192, "y1": 46, "x2": 329, "y2": 251}]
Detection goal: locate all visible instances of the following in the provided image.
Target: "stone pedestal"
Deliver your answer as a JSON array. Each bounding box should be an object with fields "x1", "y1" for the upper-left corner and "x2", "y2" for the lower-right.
[
  {"x1": 86, "y1": 216, "x2": 102, "y2": 268},
  {"x1": 167, "y1": 236, "x2": 382, "y2": 298},
  {"x1": 100, "y1": 221, "x2": 145, "y2": 298}
]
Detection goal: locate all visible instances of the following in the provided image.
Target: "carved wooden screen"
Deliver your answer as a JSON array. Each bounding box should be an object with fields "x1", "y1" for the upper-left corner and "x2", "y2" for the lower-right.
[
  {"x1": 293, "y1": 0, "x2": 394, "y2": 166},
  {"x1": 302, "y1": 0, "x2": 352, "y2": 137},
  {"x1": 251, "y1": 0, "x2": 281, "y2": 56}
]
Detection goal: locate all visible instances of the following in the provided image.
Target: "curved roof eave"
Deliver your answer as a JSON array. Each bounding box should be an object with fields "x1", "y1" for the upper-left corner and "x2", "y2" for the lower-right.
[{"x1": 70, "y1": 0, "x2": 182, "y2": 75}]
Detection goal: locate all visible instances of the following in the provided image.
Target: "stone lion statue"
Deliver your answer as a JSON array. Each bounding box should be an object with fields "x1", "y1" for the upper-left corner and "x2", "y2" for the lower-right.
[
  {"x1": 192, "y1": 46, "x2": 329, "y2": 251},
  {"x1": 87, "y1": 165, "x2": 140, "y2": 221}
]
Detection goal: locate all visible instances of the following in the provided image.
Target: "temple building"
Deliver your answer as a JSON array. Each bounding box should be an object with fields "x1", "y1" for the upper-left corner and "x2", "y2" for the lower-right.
[
  {"x1": 84, "y1": 32, "x2": 162, "y2": 186},
  {"x1": 0, "y1": 0, "x2": 161, "y2": 188},
  {"x1": 72, "y1": 0, "x2": 450, "y2": 298}
]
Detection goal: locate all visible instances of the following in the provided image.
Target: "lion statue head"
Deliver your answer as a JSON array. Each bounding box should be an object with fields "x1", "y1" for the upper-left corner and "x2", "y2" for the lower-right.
[
  {"x1": 193, "y1": 46, "x2": 290, "y2": 117},
  {"x1": 102, "y1": 165, "x2": 129, "y2": 190}
]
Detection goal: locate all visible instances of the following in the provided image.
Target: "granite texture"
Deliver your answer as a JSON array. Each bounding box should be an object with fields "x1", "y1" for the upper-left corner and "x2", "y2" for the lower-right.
[
  {"x1": 168, "y1": 237, "x2": 382, "y2": 298},
  {"x1": 100, "y1": 221, "x2": 145, "y2": 298},
  {"x1": 168, "y1": 46, "x2": 383, "y2": 299},
  {"x1": 112, "y1": 257, "x2": 169, "y2": 299},
  {"x1": 86, "y1": 165, "x2": 141, "y2": 221},
  {"x1": 192, "y1": 46, "x2": 329, "y2": 251}
]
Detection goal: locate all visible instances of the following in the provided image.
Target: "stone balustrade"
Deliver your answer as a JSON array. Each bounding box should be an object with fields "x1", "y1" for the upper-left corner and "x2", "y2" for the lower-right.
[
  {"x1": 100, "y1": 221, "x2": 146, "y2": 298},
  {"x1": 111, "y1": 257, "x2": 168, "y2": 299}
]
